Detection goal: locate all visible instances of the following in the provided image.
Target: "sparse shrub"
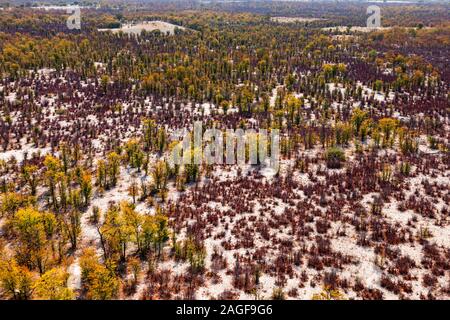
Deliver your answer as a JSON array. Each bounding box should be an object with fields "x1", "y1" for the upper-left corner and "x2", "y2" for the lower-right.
[
  {"x1": 399, "y1": 162, "x2": 411, "y2": 176},
  {"x1": 271, "y1": 287, "x2": 286, "y2": 300},
  {"x1": 427, "y1": 136, "x2": 439, "y2": 150},
  {"x1": 90, "y1": 206, "x2": 100, "y2": 224},
  {"x1": 312, "y1": 286, "x2": 345, "y2": 300},
  {"x1": 324, "y1": 147, "x2": 345, "y2": 169}
]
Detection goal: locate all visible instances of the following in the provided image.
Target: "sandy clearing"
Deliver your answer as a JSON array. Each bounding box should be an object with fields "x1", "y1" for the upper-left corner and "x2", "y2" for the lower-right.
[{"x1": 98, "y1": 21, "x2": 188, "y2": 36}]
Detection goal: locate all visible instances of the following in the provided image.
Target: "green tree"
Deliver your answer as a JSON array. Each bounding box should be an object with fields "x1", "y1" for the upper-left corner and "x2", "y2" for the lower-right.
[
  {"x1": 22, "y1": 165, "x2": 39, "y2": 196},
  {"x1": 106, "y1": 152, "x2": 121, "y2": 187},
  {"x1": 151, "y1": 160, "x2": 168, "y2": 192},
  {"x1": 378, "y1": 118, "x2": 398, "y2": 148},
  {"x1": 43, "y1": 155, "x2": 62, "y2": 210},
  {"x1": 350, "y1": 108, "x2": 368, "y2": 138},
  {"x1": 324, "y1": 147, "x2": 346, "y2": 169}
]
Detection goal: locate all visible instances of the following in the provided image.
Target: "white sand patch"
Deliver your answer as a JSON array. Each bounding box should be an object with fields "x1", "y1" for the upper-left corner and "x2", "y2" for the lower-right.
[
  {"x1": 271, "y1": 17, "x2": 326, "y2": 23},
  {"x1": 98, "y1": 21, "x2": 188, "y2": 36},
  {"x1": 67, "y1": 258, "x2": 82, "y2": 290},
  {"x1": 0, "y1": 144, "x2": 51, "y2": 162},
  {"x1": 322, "y1": 26, "x2": 392, "y2": 33}
]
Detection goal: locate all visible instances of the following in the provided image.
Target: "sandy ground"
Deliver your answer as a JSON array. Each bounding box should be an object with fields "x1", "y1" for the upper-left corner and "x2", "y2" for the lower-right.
[
  {"x1": 1, "y1": 69, "x2": 449, "y2": 300},
  {"x1": 271, "y1": 17, "x2": 326, "y2": 23},
  {"x1": 322, "y1": 26, "x2": 392, "y2": 33},
  {"x1": 98, "y1": 21, "x2": 187, "y2": 36}
]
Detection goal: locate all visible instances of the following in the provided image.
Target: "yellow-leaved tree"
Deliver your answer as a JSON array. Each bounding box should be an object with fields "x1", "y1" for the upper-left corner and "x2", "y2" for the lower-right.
[
  {"x1": 312, "y1": 286, "x2": 346, "y2": 300},
  {"x1": 0, "y1": 257, "x2": 35, "y2": 300},
  {"x1": 12, "y1": 207, "x2": 56, "y2": 274},
  {"x1": 33, "y1": 268, "x2": 74, "y2": 300},
  {"x1": 79, "y1": 248, "x2": 119, "y2": 300}
]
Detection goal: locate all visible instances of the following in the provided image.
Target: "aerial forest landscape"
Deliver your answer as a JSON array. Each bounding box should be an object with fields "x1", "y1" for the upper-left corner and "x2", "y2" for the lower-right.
[{"x1": 0, "y1": 0, "x2": 449, "y2": 303}]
